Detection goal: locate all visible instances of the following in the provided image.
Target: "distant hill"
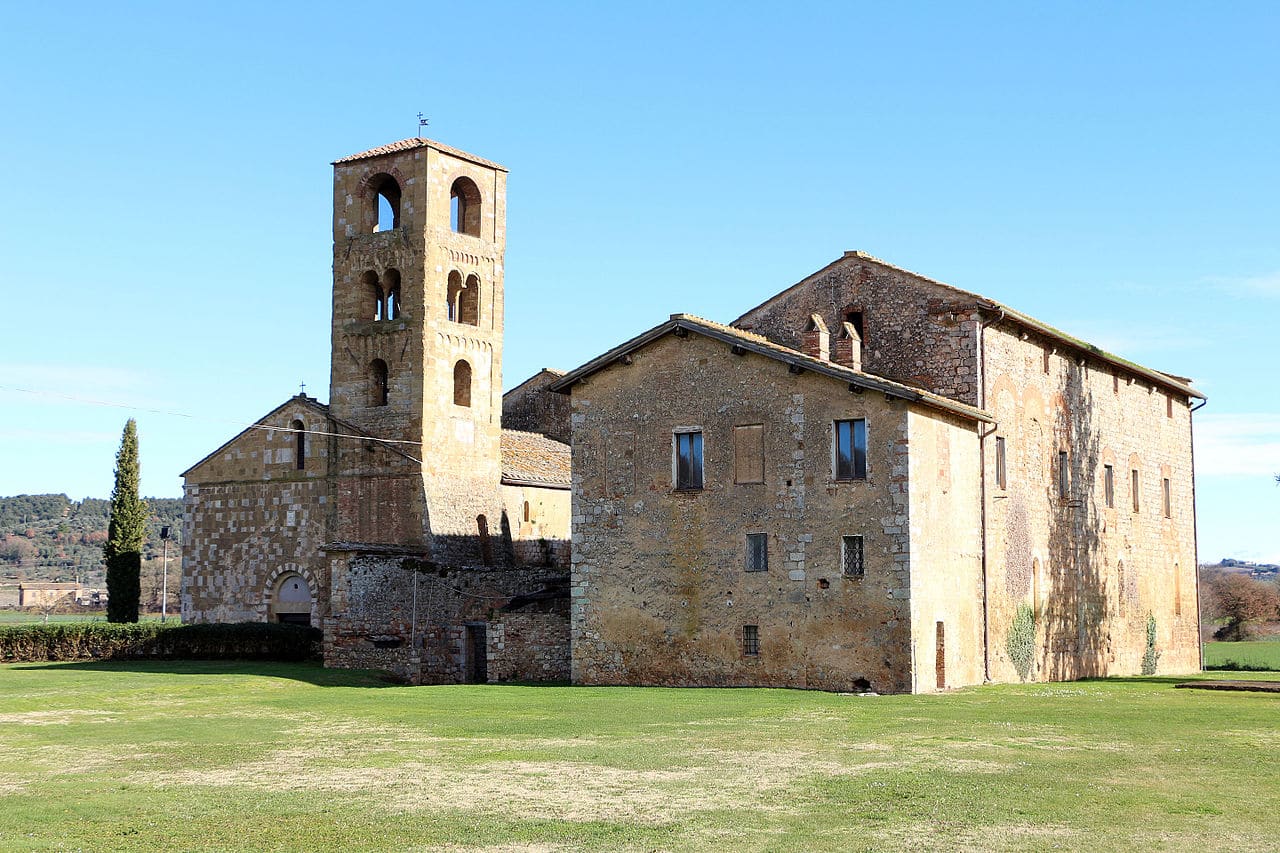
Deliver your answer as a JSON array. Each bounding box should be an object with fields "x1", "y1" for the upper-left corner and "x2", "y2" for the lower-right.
[
  {"x1": 0, "y1": 494, "x2": 182, "y2": 584},
  {"x1": 1201, "y1": 558, "x2": 1279, "y2": 577}
]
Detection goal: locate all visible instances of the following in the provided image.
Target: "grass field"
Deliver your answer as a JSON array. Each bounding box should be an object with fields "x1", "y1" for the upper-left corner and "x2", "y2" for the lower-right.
[
  {"x1": 1204, "y1": 639, "x2": 1280, "y2": 671},
  {"x1": 1, "y1": 663, "x2": 1278, "y2": 850},
  {"x1": 0, "y1": 611, "x2": 173, "y2": 625}
]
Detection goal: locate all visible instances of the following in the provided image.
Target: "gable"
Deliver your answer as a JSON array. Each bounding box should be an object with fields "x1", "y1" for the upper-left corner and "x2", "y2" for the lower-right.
[{"x1": 183, "y1": 396, "x2": 332, "y2": 483}]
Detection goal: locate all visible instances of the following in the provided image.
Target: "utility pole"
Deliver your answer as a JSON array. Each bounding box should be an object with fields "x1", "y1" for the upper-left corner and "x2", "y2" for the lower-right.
[{"x1": 160, "y1": 526, "x2": 170, "y2": 623}]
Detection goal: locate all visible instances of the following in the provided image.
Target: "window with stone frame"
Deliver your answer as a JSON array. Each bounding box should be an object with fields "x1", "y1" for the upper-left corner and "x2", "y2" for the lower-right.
[
  {"x1": 842, "y1": 534, "x2": 865, "y2": 578},
  {"x1": 745, "y1": 533, "x2": 768, "y2": 572},
  {"x1": 834, "y1": 418, "x2": 867, "y2": 480},
  {"x1": 674, "y1": 430, "x2": 703, "y2": 491},
  {"x1": 1057, "y1": 451, "x2": 1069, "y2": 499},
  {"x1": 733, "y1": 424, "x2": 764, "y2": 484},
  {"x1": 1162, "y1": 478, "x2": 1172, "y2": 518},
  {"x1": 1104, "y1": 464, "x2": 1115, "y2": 508},
  {"x1": 742, "y1": 624, "x2": 760, "y2": 657},
  {"x1": 995, "y1": 436, "x2": 1007, "y2": 489}
]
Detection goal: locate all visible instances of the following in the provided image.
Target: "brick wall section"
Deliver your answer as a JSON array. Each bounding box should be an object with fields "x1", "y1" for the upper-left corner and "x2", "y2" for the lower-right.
[
  {"x1": 324, "y1": 554, "x2": 568, "y2": 683},
  {"x1": 503, "y1": 369, "x2": 571, "y2": 443},
  {"x1": 569, "y1": 332, "x2": 926, "y2": 694},
  {"x1": 732, "y1": 253, "x2": 982, "y2": 406},
  {"x1": 982, "y1": 323, "x2": 1199, "y2": 680}
]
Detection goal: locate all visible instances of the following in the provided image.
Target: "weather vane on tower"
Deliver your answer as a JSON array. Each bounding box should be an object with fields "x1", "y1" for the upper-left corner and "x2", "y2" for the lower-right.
[{"x1": 417, "y1": 113, "x2": 429, "y2": 139}]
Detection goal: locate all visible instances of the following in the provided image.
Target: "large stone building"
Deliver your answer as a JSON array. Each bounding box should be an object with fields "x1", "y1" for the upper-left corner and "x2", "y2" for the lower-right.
[
  {"x1": 551, "y1": 253, "x2": 1204, "y2": 691},
  {"x1": 183, "y1": 136, "x2": 1204, "y2": 692}
]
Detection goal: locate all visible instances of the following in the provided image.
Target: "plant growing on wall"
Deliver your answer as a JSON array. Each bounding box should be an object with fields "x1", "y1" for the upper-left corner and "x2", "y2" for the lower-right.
[
  {"x1": 1006, "y1": 603, "x2": 1037, "y2": 682},
  {"x1": 1141, "y1": 612, "x2": 1160, "y2": 675}
]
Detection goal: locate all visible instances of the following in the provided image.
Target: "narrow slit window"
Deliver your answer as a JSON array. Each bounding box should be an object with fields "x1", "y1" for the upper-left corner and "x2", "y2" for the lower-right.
[
  {"x1": 1162, "y1": 478, "x2": 1171, "y2": 518},
  {"x1": 742, "y1": 624, "x2": 759, "y2": 657},
  {"x1": 1104, "y1": 464, "x2": 1114, "y2": 508},
  {"x1": 1131, "y1": 469, "x2": 1141, "y2": 513},
  {"x1": 674, "y1": 431, "x2": 703, "y2": 491},
  {"x1": 995, "y1": 436, "x2": 1006, "y2": 489},
  {"x1": 745, "y1": 533, "x2": 768, "y2": 572},
  {"x1": 1057, "y1": 451, "x2": 1069, "y2": 499},
  {"x1": 292, "y1": 420, "x2": 305, "y2": 470},
  {"x1": 383, "y1": 269, "x2": 401, "y2": 320},
  {"x1": 1166, "y1": 395, "x2": 1174, "y2": 418},
  {"x1": 834, "y1": 419, "x2": 867, "y2": 480},
  {"x1": 842, "y1": 535, "x2": 865, "y2": 578},
  {"x1": 370, "y1": 359, "x2": 389, "y2": 407}
]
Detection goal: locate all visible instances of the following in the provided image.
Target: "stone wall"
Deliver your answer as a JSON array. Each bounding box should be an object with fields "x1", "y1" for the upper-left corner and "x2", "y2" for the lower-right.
[
  {"x1": 981, "y1": 322, "x2": 1200, "y2": 681},
  {"x1": 503, "y1": 369, "x2": 571, "y2": 443},
  {"x1": 569, "y1": 332, "x2": 925, "y2": 694},
  {"x1": 732, "y1": 253, "x2": 982, "y2": 406},
  {"x1": 500, "y1": 483, "x2": 571, "y2": 567},
  {"x1": 325, "y1": 553, "x2": 568, "y2": 683}
]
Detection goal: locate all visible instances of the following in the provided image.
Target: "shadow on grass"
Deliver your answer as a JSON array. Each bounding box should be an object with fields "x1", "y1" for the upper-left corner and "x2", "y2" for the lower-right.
[{"x1": 9, "y1": 659, "x2": 400, "y2": 688}]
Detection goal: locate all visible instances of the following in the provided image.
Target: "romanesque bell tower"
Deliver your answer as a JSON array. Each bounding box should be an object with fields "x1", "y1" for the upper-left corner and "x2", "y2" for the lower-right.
[{"x1": 328, "y1": 139, "x2": 507, "y2": 558}]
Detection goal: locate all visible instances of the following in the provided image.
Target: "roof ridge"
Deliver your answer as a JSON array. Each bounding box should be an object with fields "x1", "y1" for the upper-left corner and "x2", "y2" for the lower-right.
[{"x1": 332, "y1": 137, "x2": 507, "y2": 171}]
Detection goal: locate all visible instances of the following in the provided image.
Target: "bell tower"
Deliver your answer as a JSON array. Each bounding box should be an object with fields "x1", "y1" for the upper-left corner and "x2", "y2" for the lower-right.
[{"x1": 329, "y1": 139, "x2": 508, "y2": 557}]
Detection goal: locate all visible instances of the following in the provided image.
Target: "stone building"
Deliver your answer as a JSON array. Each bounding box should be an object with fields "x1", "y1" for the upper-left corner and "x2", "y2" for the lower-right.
[
  {"x1": 184, "y1": 135, "x2": 1203, "y2": 693},
  {"x1": 551, "y1": 252, "x2": 1204, "y2": 692},
  {"x1": 182, "y1": 138, "x2": 571, "y2": 683}
]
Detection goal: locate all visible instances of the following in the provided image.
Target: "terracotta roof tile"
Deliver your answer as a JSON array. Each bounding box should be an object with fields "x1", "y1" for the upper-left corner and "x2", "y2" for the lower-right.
[
  {"x1": 501, "y1": 429, "x2": 571, "y2": 488},
  {"x1": 332, "y1": 138, "x2": 507, "y2": 172}
]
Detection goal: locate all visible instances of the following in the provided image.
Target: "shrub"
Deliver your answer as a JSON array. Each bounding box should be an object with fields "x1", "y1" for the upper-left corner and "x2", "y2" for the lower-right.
[
  {"x1": 0, "y1": 622, "x2": 321, "y2": 663},
  {"x1": 1006, "y1": 603, "x2": 1037, "y2": 682},
  {"x1": 1141, "y1": 612, "x2": 1160, "y2": 675}
]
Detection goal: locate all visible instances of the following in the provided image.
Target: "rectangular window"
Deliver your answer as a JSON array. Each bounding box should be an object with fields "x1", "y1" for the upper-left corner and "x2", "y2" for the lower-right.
[
  {"x1": 1131, "y1": 469, "x2": 1141, "y2": 513},
  {"x1": 995, "y1": 437, "x2": 1007, "y2": 489},
  {"x1": 1104, "y1": 464, "x2": 1114, "y2": 508},
  {"x1": 1166, "y1": 395, "x2": 1174, "y2": 418},
  {"x1": 674, "y1": 431, "x2": 703, "y2": 491},
  {"x1": 834, "y1": 419, "x2": 867, "y2": 480},
  {"x1": 745, "y1": 533, "x2": 768, "y2": 572},
  {"x1": 1043, "y1": 348, "x2": 1052, "y2": 374},
  {"x1": 1057, "y1": 451, "x2": 1069, "y2": 499},
  {"x1": 842, "y1": 535, "x2": 865, "y2": 578},
  {"x1": 733, "y1": 424, "x2": 764, "y2": 484},
  {"x1": 1162, "y1": 478, "x2": 1171, "y2": 518},
  {"x1": 742, "y1": 624, "x2": 760, "y2": 656}
]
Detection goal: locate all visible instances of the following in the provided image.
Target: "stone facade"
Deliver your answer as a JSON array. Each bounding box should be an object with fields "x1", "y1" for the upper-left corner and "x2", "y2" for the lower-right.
[
  {"x1": 502, "y1": 369, "x2": 571, "y2": 444},
  {"x1": 182, "y1": 139, "x2": 571, "y2": 683}
]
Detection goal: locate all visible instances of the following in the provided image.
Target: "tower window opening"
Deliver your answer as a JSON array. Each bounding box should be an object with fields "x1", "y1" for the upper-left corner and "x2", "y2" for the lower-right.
[
  {"x1": 292, "y1": 420, "x2": 305, "y2": 470},
  {"x1": 450, "y1": 176, "x2": 482, "y2": 236},
  {"x1": 384, "y1": 269, "x2": 401, "y2": 320},
  {"x1": 370, "y1": 359, "x2": 389, "y2": 407},
  {"x1": 844, "y1": 310, "x2": 864, "y2": 339},
  {"x1": 453, "y1": 360, "x2": 472, "y2": 407},
  {"x1": 370, "y1": 173, "x2": 401, "y2": 232},
  {"x1": 459, "y1": 274, "x2": 480, "y2": 325},
  {"x1": 362, "y1": 271, "x2": 383, "y2": 321},
  {"x1": 447, "y1": 271, "x2": 463, "y2": 322}
]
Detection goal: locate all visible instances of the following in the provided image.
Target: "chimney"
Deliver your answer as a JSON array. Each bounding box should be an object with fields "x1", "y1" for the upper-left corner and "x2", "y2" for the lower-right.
[
  {"x1": 801, "y1": 314, "x2": 829, "y2": 361},
  {"x1": 834, "y1": 321, "x2": 862, "y2": 371}
]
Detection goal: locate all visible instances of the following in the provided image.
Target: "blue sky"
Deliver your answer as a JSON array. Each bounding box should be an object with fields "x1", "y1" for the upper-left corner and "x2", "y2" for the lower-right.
[{"x1": 0, "y1": 2, "x2": 1276, "y2": 562}]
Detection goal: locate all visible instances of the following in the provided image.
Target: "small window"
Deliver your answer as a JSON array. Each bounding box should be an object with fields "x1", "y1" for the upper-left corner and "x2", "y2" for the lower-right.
[
  {"x1": 292, "y1": 419, "x2": 305, "y2": 471},
  {"x1": 674, "y1": 431, "x2": 703, "y2": 491},
  {"x1": 733, "y1": 424, "x2": 764, "y2": 484},
  {"x1": 459, "y1": 274, "x2": 480, "y2": 326},
  {"x1": 1166, "y1": 395, "x2": 1174, "y2": 418},
  {"x1": 1057, "y1": 451, "x2": 1069, "y2": 499},
  {"x1": 450, "y1": 176, "x2": 482, "y2": 236},
  {"x1": 1162, "y1": 478, "x2": 1171, "y2": 518},
  {"x1": 1131, "y1": 469, "x2": 1141, "y2": 513},
  {"x1": 742, "y1": 624, "x2": 760, "y2": 657},
  {"x1": 383, "y1": 269, "x2": 401, "y2": 321},
  {"x1": 834, "y1": 419, "x2": 867, "y2": 480},
  {"x1": 362, "y1": 270, "x2": 383, "y2": 321},
  {"x1": 842, "y1": 535, "x2": 865, "y2": 578},
  {"x1": 1112, "y1": 369, "x2": 1120, "y2": 395},
  {"x1": 994, "y1": 437, "x2": 1006, "y2": 489},
  {"x1": 370, "y1": 359, "x2": 389, "y2": 407},
  {"x1": 370, "y1": 173, "x2": 401, "y2": 232},
  {"x1": 453, "y1": 360, "x2": 472, "y2": 407},
  {"x1": 446, "y1": 271, "x2": 463, "y2": 322},
  {"x1": 745, "y1": 533, "x2": 768, "y2": 573},
  {"x1": 844, "y1": 310, "x2": 865, "y2": 339},
  {"x1": 1104, "y1": 465, "x2": 1114, "y2": 508},
  {"x1": 1043, "y1": 348, "x2": 1051, "y2": 374}
]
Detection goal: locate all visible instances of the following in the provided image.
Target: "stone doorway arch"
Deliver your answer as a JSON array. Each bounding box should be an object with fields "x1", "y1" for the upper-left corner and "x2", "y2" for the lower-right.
[{"x1": 269, "y1": 572, "x2": 313, "y2": 626}]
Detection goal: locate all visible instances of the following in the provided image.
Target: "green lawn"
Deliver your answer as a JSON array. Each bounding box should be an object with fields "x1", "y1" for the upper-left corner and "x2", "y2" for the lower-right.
[
  {"x1": 0, "y1": 611, "x2": 174, "y2": 625},
  {"x1": 1, "y1": 663, "x2": 1277, "y2": 851},
  {"x1": 1204, "y1": 639, "x2": 1280, "y2": 671}
]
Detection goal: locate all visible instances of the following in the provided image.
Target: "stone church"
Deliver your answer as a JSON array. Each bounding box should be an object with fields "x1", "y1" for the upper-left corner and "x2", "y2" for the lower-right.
[{"x1": 183, "y1": 136, "x2": 1204, "y2": 692}]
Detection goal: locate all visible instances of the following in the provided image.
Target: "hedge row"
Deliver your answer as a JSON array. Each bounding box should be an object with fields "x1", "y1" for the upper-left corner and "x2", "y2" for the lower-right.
[{"x1": 0, "y1": 622, "x2": 322, "y2": 663}]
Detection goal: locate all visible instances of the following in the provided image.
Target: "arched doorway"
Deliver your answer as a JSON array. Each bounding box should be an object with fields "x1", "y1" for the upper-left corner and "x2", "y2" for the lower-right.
[{"x1": 270, "y1": 573, "x2": 313, "y2": 626}]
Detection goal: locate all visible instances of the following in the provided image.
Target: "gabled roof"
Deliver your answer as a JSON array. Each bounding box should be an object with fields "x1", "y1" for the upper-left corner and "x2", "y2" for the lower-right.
[
  {"x1": 180, "y1": 394, "x2": 334, "y2": 479},
  {"x1": 548, "y1": 314, "x2": 994, "y2": 424},
  {"x1": 733, "y1": 250, "x2": 1205, "y2": 401},
  {"x1": 500, "y1": 429, "x2": 572, "y2": 489},
  {"x1": 332, "y1": 137, "x2": 507, "y2": 172},
  {"x1": 502, "y1": 368, "x2": 566, "y2": 400}
]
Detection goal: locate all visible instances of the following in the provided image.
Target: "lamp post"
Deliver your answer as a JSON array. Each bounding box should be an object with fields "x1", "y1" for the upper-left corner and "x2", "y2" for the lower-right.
[{"x1": 160, "y1": 526, "x2": 170, "y2": 623}]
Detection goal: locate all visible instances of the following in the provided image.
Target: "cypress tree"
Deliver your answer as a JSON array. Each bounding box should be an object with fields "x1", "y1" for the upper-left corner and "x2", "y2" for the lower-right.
[{"x1": 105, "y1": 419, "x2": 148, "y2": 623}]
